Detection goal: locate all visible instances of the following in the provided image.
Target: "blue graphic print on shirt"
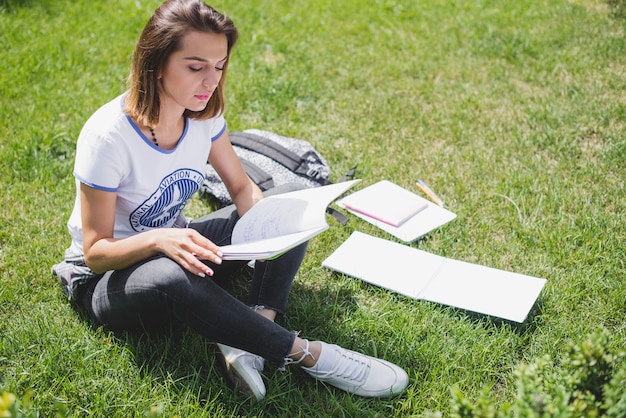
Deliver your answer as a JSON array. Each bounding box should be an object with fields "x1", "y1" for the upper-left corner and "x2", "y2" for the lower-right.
[{"x1": 130, "y1": 168, "x2": 205, "y2": 231}]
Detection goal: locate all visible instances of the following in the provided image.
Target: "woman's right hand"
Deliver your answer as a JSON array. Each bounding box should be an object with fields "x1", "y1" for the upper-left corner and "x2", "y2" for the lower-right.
[
  {"x1": 81, "y1": 183, "x2": 222, "y2": 277},
  {"x1": 152, "y1": 227, "x2": 223, "y2": 277}
]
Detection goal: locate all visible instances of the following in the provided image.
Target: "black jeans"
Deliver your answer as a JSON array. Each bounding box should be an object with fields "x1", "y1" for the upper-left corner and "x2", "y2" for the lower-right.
[{"x1": 76, "y1": 185, "x2": 306, "y2": 367}]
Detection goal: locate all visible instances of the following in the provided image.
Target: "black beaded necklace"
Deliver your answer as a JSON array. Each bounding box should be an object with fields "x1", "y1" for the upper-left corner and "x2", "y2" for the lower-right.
[{"x1": 149, "y1": 127, "x2": 159, "y2": 147}]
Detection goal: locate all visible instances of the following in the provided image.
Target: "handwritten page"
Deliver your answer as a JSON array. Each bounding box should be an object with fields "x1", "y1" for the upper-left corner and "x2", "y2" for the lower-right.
[
  {"x1": 337, "y1": 181, "x2": 457, "y2": 242},
  {"x1": 219, "y1": 180, "x2": 360, "y2": 260},
  {"x1": 233, "y1": 197, "x2": 314, "y2": 242},
  {"x1": 322, "y1": 231, "x2": 547, "y2": 322}
]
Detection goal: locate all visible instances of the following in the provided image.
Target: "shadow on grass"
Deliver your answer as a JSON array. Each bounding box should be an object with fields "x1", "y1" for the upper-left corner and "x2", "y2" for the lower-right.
[
  {"x1": 607, "y1": 0, "x2": 626, "y2": 19},
  {"x1": 0, "y1": 0, "x2": 65, "y2": 12},
  {"x1": 0, "y1": 0, "x2": 34, "y2": 8},
  {"x1": 68, "y1": 270, "x2": 363, "y2": 413},
  {"x1": 422, "y1": 297, "x2": 546, "y2": 335}
]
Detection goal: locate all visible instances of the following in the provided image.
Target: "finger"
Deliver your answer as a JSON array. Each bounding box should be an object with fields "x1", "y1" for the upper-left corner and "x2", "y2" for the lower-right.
[
  {"x1": 181, "y1": 252, "x2": 215, "y2": 278},
  {"x1": 184, "y1": 229, "x2": 222, "y2": 257},
  {"x1": 190, "y1": 248, "x2": 222, "y2": 266},
  {"x1": 188, "y1": 238, "x2": 223, "y2": 264}
]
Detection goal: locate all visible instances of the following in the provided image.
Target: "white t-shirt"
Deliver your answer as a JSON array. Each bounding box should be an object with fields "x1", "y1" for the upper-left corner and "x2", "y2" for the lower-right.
[{"x1": 66, "y1": 94, "x2": 226, "y2": 256}]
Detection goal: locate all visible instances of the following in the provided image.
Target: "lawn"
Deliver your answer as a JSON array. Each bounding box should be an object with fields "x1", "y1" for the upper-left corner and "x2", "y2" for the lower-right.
[{"x1": 1, "y1": 0, "x2": 625, "y2": 416}]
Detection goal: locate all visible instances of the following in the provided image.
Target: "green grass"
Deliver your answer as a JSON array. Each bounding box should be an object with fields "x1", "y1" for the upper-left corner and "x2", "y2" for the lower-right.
[{"x1": 1, "y1": 0, "x2": 625, "y2": 416}]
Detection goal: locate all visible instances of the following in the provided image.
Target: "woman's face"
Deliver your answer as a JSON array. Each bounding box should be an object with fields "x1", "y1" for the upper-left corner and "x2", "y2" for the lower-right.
[{"x1": 159, "y1": 30, "x2": 228, "y2": 114}]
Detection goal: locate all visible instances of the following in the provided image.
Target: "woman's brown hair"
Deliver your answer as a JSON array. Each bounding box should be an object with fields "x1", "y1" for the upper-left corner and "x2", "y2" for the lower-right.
[{"x1": 124, "y1": 0, "x2": 238, "y2": 127}]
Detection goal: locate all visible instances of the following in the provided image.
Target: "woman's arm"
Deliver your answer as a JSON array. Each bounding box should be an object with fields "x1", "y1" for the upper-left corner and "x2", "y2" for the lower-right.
[
  {"x1": 208, "y1": 130, "x2": 264, "y2": 216},
  {"x1": 80, "y1": 183, "x2": 223, "y2": 276}
]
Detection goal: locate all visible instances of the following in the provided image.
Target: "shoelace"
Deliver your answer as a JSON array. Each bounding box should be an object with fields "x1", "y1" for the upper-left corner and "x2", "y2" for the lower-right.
[
  {"x1": 222, "y1": 345, "x2": 264, "y2": 371},
  {"x1": 249, "y1": 355, "x2": 263, "y2": 371},
  {"x1": 329, "y1": 348, "x2": 371, "y2": 382},
  {"x1": 238, "y1": 352, "x2": 264, "y2": 371},
  {"x1": 284, "y1": 339, "x2": 316, "y2": 366}
]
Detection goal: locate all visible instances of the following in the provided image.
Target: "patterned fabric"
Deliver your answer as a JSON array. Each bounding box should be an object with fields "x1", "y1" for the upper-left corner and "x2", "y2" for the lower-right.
[{"x1": 51, "y1": 248, "x2": 102, "y2": 301}]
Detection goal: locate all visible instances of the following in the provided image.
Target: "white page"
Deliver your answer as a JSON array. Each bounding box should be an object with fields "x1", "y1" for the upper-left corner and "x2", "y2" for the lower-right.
[
  {"x1": 419, "y1": 260, "x2": 547, "y2": 323},
  {"x1": 219, "y1": 180, "x2": 359, "y2": 260},
  {"x1": 221, "y1": 228, "x2": 326, "y2": 260},
  {"x1": 231, "y1": 197, "x2": 314, "y2": 243},
  {"x1": 232, "y1": 180, "x2": 359, "y2": 244},
  {"x1": 337, "y1": 181, "x2": 457, "y2": 242},
  {"x1": 322, "y1": 231, "x2": 445, "y2": 298},
  {"x1": 322, "y1": 232, "x2": 547, "y2": 322}
]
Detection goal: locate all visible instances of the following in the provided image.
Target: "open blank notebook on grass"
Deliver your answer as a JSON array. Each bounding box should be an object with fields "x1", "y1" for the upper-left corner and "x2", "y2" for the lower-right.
[
  {"x1": 322, "y1": 231, "x2": 547, "y2": 323},
  {"x1": 336, "y1": 180, "x2": 457, "y2": 242}
]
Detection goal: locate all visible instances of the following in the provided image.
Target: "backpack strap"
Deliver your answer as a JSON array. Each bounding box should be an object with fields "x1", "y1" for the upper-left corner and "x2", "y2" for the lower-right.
[
  {"x1": 338, "y1": 164, "x2": 358, "y2": 183},
  {"x1": 239, "y1": 158, "x2": 275, "y2": 191},
  {"x1": 326, "y1": 207, "x2": 349, "y2": 225},
  {"x1": 325, "y1": 164, "x2": 358, "y2": 225},
  {"x1": 230, "y1": 131, "x2": 328, "y2": 182}
]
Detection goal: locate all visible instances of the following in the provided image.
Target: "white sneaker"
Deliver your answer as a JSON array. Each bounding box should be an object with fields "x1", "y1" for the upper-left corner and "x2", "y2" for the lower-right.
[
  {"x1": 217, "y1": 343, "x2": 266, "y2": 401},
  {"x1": 300, "y1": 341, "x2": 408, "y2": 398}
]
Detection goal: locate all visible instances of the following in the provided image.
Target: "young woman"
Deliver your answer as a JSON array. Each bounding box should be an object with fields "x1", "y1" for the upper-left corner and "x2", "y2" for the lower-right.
[{"x1": 53, "y1": 0, "x2": 408, "y2": 401}]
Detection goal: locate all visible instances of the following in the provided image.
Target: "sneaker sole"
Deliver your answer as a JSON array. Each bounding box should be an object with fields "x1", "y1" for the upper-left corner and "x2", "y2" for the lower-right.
[{"x1": 222, "y1": 358, "x2": 266, "y2": 401}]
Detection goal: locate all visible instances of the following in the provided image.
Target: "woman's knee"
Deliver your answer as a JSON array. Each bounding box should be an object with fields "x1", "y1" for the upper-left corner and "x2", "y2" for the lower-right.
[{"x1": 122, "y1": 256, "x2": 192, "y2": 292}]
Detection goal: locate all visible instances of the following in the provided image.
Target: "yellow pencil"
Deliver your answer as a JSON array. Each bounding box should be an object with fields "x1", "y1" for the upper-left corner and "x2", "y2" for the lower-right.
[{"x1": 416, "y1": 179, "x2": 444, "y2": 207}]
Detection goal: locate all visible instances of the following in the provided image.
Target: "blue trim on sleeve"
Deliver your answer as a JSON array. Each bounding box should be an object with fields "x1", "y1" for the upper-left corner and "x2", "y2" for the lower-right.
[
  {"x1": 74, "y1": 172, "x2": 118, "y2": 192},
  {"x1": 211, "y1": 120, "x2": 227, "y2": 142}
]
